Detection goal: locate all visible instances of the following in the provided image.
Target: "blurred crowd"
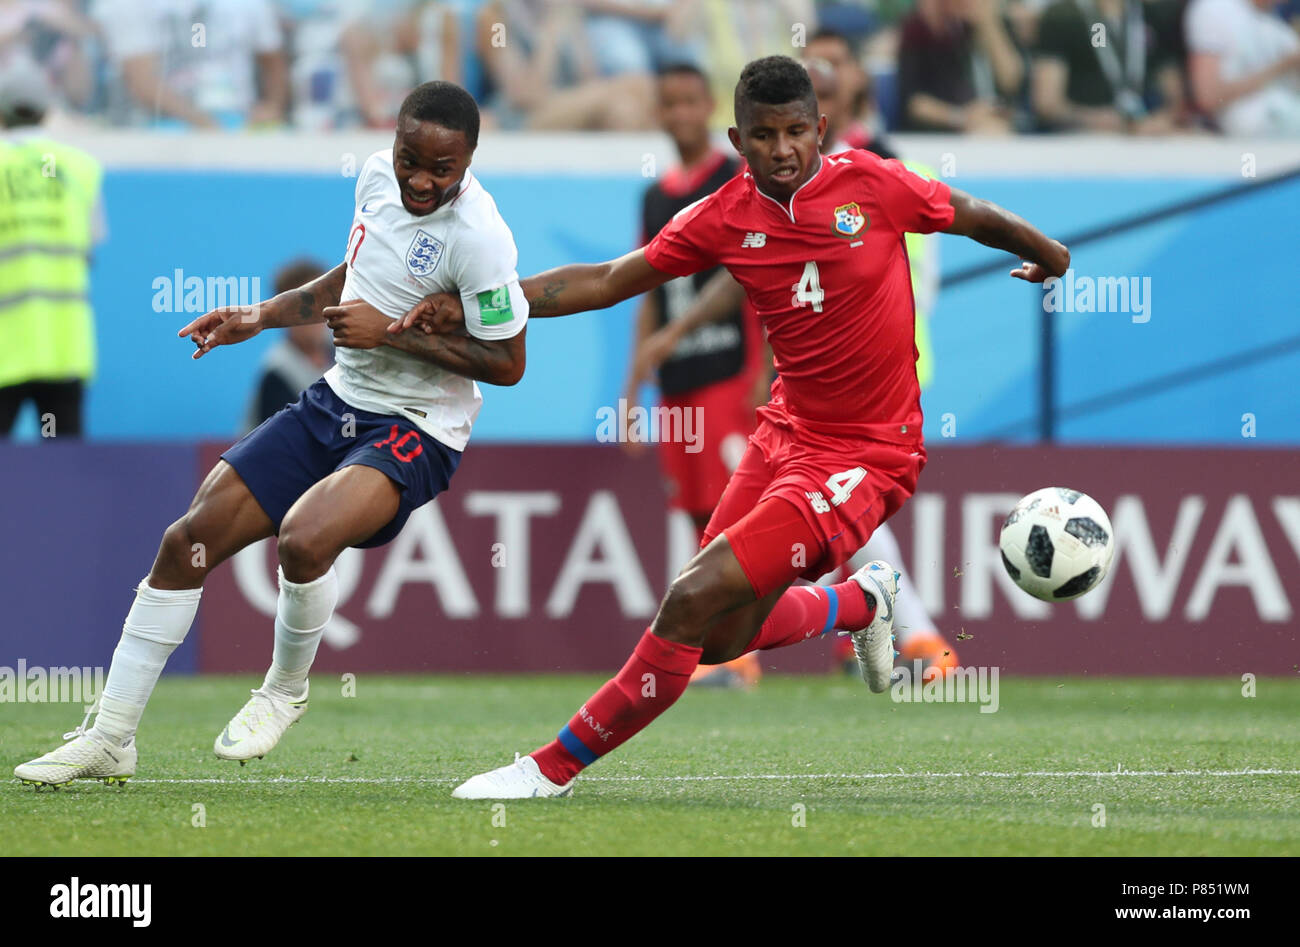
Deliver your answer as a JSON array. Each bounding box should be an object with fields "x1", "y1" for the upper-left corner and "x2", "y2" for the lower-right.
[{"x1": 2, "y1": 0, "x2": 1299, "y2": 136}]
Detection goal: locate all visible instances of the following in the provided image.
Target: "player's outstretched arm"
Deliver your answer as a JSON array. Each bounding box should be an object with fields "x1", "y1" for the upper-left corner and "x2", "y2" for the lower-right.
[
  {"x1": 179, "y1": 263, "x2": 348, "y2": 359},
  {"x1": 522, "y1": 248, "x2": 672, "y2": 318},
  {"x1": 389, "y1": 248, "x2": 673, "y2": 334},
  {"x1": 944, "y1": 189, "x2": 1070, "y2": 284}
]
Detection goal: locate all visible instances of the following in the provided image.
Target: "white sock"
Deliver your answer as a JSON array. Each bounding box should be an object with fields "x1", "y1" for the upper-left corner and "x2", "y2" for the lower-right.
[
  {"x1": 92, "y1": 579, "x2": 202, "y2": 745},
  {"x1": 854, "y1": 523, "x2": 938, "y2": 645},
  {"x1": 261, "y1": 566, "x2": 338, "y2": 700}
]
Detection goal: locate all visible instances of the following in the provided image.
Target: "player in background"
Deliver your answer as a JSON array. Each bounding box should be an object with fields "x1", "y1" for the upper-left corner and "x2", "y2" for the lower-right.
[
  {"x1": 803, "y1": 28, "x2": 885, "y2": 154},
  {"x1": 805, "y1": 56, "x2": 959, "y2": 679},
  {"x1": 14, "y1": 82, "x2": 528, "y2": 787},
  {"x1": 245, "y1": 258, "x2": 333, "y2": 431},
  {"x1": 396, "y1": 56, "x2": 1069, "y2": 798},
  {"x1": 623, "y1": 63, "x2": 764, "y2": 690}
]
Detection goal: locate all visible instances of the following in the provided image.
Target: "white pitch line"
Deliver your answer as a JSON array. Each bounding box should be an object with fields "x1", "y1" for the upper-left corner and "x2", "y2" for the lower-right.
[{"x1": 119, "y1": 768, "x2": 1300, "y2": 786}]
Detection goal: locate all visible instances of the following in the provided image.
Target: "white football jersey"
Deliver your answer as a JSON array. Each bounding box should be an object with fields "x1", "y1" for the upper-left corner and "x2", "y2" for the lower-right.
[{"x1": 324, "y1": 149, "x2": 528, "y2": 451}]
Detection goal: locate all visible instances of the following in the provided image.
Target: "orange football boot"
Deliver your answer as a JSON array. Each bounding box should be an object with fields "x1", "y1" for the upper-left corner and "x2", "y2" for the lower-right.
[
  {"x1": 898, "y1": 631, "x2": 959, "y2": 681},
  {"x1": 690, "y1": 652, "x2": 762, "y2": 689}
]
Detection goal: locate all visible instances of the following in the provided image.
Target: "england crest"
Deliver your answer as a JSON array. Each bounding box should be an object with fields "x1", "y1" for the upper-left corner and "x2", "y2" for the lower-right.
[
  {"x1": 832, "y1": 202, "x2": 867, "y2": 238},
  {"x1": 406, "y1": 229, "x2": 444, "y2": 276}
]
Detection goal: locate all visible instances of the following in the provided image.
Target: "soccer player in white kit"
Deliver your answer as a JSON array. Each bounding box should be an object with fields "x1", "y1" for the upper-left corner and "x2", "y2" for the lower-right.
[{"x1": 14, "y1": 82, "x2": 528, "y2": 787}]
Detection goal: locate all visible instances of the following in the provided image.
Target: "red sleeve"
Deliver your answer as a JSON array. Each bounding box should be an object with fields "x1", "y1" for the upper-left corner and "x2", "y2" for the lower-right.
[
  {"x1": 642, "y1": 193, "x2": 722, "y2": 277},
  {"x1": 863, "y1": 154, "x2": 955, "y2": 235}
]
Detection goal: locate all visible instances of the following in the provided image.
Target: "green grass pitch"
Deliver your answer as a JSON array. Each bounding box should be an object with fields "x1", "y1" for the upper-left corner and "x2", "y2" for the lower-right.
[{"x1": 3, "y1": 674, "x2": 1298, "y2": 856}]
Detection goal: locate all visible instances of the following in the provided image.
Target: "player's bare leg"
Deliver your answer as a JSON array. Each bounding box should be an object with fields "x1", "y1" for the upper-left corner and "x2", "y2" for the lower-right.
[
  {"x1": 687, "y1": 512, "x2": 763, "y2": 689},
  {"x1": 215, "y1": 464, "x2": 402, "y2": 763},
  {"x1": 452, "y1": 502, "x2": 900, "y2": 798},
  {"x1": 15, "y1": 461, "x2": 275, "y2": 787}
]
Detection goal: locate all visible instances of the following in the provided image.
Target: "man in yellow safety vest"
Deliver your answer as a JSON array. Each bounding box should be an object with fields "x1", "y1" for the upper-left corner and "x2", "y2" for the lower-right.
[{"x1": 0, "y1": 67, "x2": 104, "y2": 439}]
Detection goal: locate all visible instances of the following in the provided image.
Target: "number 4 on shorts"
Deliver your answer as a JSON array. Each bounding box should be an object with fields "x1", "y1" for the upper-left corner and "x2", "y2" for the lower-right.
[{"x1": 825, "y1": 467, "x2": 865, "y2": 507}]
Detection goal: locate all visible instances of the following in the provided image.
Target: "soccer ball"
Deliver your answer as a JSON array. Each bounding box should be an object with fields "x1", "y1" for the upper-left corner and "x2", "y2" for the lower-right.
[{"x1": 999, "y1": 487, "x2": 1115, "y2": 602}]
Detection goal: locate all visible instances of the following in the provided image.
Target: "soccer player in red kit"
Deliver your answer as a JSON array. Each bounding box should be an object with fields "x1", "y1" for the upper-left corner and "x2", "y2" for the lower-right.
[{"x1": 398, "y1": 56, "x2": 1069, "y2": 798}]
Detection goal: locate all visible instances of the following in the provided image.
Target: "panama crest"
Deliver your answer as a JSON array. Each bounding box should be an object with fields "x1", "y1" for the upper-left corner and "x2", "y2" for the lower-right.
[
  {"x1": 832, "y1": 202, "x2": 866, "y2": 237},
  {"x1": 406, "y1": 229, "x2": 445, "y2": 276}
]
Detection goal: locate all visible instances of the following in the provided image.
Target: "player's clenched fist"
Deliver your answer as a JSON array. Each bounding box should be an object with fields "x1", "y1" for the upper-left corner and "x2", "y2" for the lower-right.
[
  {"x1": 323, "y1": 299, "x2": 392, "y2": 349},
  {"x1": 389, "y1": 292, "x2": 465, "y2": 336},
  {"x1": 1011, "y1": 240, "x2": 1070, "y2": 284},
  {"x1": 178, "y1": 306, "x2": 265, "y2": 359}
]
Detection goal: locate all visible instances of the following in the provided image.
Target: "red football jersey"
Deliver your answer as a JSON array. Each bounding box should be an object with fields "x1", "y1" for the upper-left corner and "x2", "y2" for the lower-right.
[{"x1": 643, "y1": 149, "x2": 954, "y2": 445}]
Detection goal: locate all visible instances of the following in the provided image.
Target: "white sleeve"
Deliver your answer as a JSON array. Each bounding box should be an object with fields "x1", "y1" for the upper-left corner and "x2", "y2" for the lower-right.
[
  {"x1": 1185, "y1": 0, "x2": 1233, "y2": 56},
  {"x1": 453, "y1": 220, "x2": 529, "y2": 342}
]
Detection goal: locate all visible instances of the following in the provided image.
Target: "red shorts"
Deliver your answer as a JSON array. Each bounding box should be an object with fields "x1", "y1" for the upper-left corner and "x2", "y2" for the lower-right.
[
  {"x1": 657, "y1": 372, "x2": 758, "y2": 516},
  {"x1": 701, "y1": 409, "x2": 925, "y2": 597}
]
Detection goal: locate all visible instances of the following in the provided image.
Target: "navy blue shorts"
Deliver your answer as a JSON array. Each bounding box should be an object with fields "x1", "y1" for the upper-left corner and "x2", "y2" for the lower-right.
[{"x1": 221, "y1": 378, "x2": 461, "y2": 549}]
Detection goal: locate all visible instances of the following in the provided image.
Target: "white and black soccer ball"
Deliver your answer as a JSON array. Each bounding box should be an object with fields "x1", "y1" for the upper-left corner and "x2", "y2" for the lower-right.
[{"x1": 999, "y1": 487, "x2": 1115, "y2": 602}]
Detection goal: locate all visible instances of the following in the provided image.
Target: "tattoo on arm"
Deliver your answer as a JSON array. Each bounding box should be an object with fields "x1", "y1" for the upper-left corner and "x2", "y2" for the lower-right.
[
  {"x1": 295, "y1": 289, "x2": 316, "y2": 323},
  {"x1": 528, "y1": 279, "x2": 566, "y2": 317},
  {"x1": 281, "y1": 263, "x2": 347, "y2": 326}
]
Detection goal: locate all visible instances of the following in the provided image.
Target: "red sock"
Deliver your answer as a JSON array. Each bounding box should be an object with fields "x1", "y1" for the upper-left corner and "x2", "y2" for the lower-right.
[
  {"x1": 742, "y1": 581, "x2": 875, "y2": 652},
  {"x1": 532, "y1": 630, "x2": 702, "y2": 784}
]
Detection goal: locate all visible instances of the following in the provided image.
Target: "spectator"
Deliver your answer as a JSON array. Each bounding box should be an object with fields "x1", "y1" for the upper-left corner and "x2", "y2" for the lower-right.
[
  {"x1": 815, "y1": 0, "x2": 879, "y2": 38},
  {"x1": 476, "y1": 0, "x2": 653, "y2": 129},
  {"x1": 0, "y1": 1, "x2": 96, "y2": 112},
  {"x1": 701, "y1": 0, "x2": 817, "y2": 126},
  {"x1": 335, "y1": 0, "x2": 461, "y2": 129},
  {"x1": 897, "y1": 0, "x2": 1025, "y2": 132},
  {"x1": 0, "y1": 65, "x2": 104, "y2": 439},
  {"x1": 1186, "y1": 0, "x2": 1300, "y2": 135},
  {"x1": 1032, "y1": 0, "x2": 1183, "y2": 132},
  {"x1": 579, "y1": 1, "x2": 703, "y2": 76},
  {"x1": 91, "y1": 0, "x2": 288, "y2": 129},
  {"x1": 246, "y1": 259, "x2": 332, "y2": 431}
]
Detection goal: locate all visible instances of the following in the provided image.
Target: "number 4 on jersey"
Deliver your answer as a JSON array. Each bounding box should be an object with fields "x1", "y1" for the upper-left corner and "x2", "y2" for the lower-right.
[{"x1": 792, "y1": 261, "x2": 824, "y2": 313}]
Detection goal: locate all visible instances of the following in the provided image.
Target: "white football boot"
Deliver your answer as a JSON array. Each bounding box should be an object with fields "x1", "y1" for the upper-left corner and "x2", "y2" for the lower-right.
[
  {"x1": 14, "y1": 706, "x2": 135, "y2": 788},
  {"x1": 843, "y1": 559, "x2": 901, "y2": 693},
  {"x1": 213, "y1": 683, "x2": 308, "y2": 764},
  {"x1": 452, "y1": 754, "x2": 574, "y2": 799}
]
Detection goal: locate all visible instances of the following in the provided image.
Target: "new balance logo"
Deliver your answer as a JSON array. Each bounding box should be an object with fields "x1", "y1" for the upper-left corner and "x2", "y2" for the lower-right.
[
  {"x1": 806, "y1": 491, "x2": 830, "y2": 514},
  {"x1": 741, "y1": 232, "x2": 767, "y2": 248}
]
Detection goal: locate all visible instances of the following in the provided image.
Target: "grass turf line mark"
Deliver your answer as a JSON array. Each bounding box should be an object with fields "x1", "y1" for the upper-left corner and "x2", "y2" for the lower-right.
[{"x1": 108, "y1": 768, "x2": 1300, "y2": 786}]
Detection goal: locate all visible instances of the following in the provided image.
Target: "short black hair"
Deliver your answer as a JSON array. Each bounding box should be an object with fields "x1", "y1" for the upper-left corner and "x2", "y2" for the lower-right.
[
  {"x1": 398, "y1": 81, "x2": 480, "y2": 149},
  {"x1": 734, "y1": 56, "x2": 817, "y2": 127},
  {"x1": 656, "y1": 61, "x2": 710, "y2": 87}
]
